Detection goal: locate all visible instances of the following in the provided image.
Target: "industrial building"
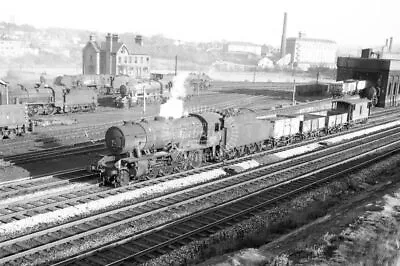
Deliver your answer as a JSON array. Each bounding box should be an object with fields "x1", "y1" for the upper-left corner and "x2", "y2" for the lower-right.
[
  {"x1": 278, "y1": 13, "x2": 337, "y2": 70},
  {"x1": 337, "y1": 49, "x2": 400, "y2": 108},
  {"x1": 82, "y1": 33, "x2": 150, "y2": 78},
  {"x1": 223, "y1": 42, "x2": 268, "y2": 57},
  {"x1": 285, "y1": 33, "x2": 337, "y2": 69}
]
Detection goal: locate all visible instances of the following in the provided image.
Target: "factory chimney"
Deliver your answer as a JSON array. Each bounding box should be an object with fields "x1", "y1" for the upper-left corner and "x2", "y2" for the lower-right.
[
  {"x1": 280, "y1": 12, "x2": 287, "y2": 58},
  {"x1": 385, "y1": 38, "x2": 389, "y2": 47},
  {"x1": 389, "y1": 37, "x2": 393, "y2": 52}
]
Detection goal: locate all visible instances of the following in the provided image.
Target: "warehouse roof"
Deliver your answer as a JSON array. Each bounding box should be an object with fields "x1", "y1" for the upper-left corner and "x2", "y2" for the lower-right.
[{"x1": 287, "y1": 37, "x2": 336, "y2": 44}]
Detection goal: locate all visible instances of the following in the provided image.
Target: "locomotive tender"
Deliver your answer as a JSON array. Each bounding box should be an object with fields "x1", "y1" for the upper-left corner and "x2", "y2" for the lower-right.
[
  {"x1": 0, "y1": 104, "x2": 34, "y2": 139},
  {"x1": 93, "y1": 98, "x2": 371, "y2": 187}
]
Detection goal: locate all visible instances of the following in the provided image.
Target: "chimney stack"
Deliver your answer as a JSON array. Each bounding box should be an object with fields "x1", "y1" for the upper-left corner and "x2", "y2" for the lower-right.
[
  {"x1": 135, "y1": 35, "x2": 143, "y2": 46},
  {"x1": 389, "y1": 37, "x2": 393, "y2": 52},
  {"x1": 89, "y1": 34, "x2": 95, "y2": 41},
  {"x1": 112, "y1": 34, "x2": 119, "y2": 46},
  {"x1": 105, "y1": 33, "x2": 112, "y2": 52},
  {"x1": 385, "y1": 38, "x2": 389, "y2": 47},
  {"x1": 280, "y1": 12, "x2": 287, "y2": 58}
]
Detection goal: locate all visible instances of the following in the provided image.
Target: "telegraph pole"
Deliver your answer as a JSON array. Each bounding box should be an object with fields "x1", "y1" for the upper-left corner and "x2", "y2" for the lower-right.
[
  {"x1": 5, "y1": 83, "x2": 9, "y2": 104},
  {"x1": 174, "y1": 55, "x2": 178, "y2": 76},
  {"x1": 143, "y1": 84, "x2": 146, "y2": 115},
  {"x1": 292, "y1": 79, "x2": 296, "y2": 105},
  {"x1": 292, "y1": 62, "x2": 296, "y2": 105}
]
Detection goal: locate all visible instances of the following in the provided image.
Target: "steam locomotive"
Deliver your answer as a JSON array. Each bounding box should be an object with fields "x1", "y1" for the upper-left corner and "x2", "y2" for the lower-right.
[
  {"x1": 115, "y1": 80, "x2": 173, "y2": 108},
  {"x1": 1, "y1": 84, "x2": 98, "y2": 116},
  {"x1": 114, "y1": 73, "x2": 212, "y2": 108},
  {"x1": 92, "y1": 98, "x2": 371, "y2": 187}
]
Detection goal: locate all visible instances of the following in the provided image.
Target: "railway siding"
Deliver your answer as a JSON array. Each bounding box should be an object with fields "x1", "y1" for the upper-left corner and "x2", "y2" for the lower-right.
[
  {"x1": 1, "y1": 123, "x2": 400, "y2": 264},
  {"x1": 53, "y1": 129, "x2": 400, "y2": 266}
]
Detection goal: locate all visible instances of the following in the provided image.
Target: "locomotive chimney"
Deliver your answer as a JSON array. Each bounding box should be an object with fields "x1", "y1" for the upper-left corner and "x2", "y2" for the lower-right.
[
  {"x1": 135, "y1": 35, "x2": 143, "y2": 46},
  {"x1": 280, "y1": 12, "x2": 287, "y2": 58},
  {"x1": 389, "y1": 37, "x2": 393, "y2": 52}
]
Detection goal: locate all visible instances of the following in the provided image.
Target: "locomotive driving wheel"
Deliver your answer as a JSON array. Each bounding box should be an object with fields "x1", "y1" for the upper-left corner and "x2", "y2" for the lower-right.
[
  {"x1": 46, "y1": 105, "x2": 55, "y2": 115},
  {"x1": 116, "y1": 169, "x2": 130, "y2": 187},
  {"x1": 188, "y1": 150, "x2": 203, "y2": 168}
]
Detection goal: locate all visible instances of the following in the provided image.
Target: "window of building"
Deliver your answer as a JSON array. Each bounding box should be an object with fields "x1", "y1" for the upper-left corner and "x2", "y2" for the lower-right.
[
  {"x1": 141, "y1": 57, "x2": 143, "y2": 64},
  {"x1": 135, "y1": 56, "x2": 137, "y2": 63},
  {"x1": 124, "y1": 56, "x2": 127, "y2": 64},
  {"x1": 118, "y1": 56, "x2": 121, "y2": 64},
  {"x1": 89, "y1": 55, "x2": 93, "y2": 63},
  {"x1": 129, "y1": 56, "x2": 132, "y2": 64},
  {"x1": 214, "y1": 123, "x2": 220, "y2": 132},
  {"x1": 147, "y1": 57, "x2": 150, "y2": 62}
]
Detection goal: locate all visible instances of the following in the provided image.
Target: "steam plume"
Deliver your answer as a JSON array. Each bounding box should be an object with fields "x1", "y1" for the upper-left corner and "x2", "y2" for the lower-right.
[{"x1": 159, "y1": 72, "x2": 189, "y2": 119}]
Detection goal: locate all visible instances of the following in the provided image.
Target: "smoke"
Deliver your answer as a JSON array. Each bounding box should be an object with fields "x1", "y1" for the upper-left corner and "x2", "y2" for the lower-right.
[{"x1": 159, "y1": 72, "x2": 189, "y2": 119}]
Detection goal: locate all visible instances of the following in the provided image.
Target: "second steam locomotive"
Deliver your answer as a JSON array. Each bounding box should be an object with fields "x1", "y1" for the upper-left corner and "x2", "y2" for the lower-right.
[{"x1": 1, "y1": 84, "x2": 98, "y2": 116}]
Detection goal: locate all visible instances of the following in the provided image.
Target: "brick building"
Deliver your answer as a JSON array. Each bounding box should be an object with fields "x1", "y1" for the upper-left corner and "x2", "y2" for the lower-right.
[
  {"x1": 337, "y1": 51, "x2": 400, "y2": 107},
  {"x1": 82, "y1": 33, "x2": 150, "y2": 78}
]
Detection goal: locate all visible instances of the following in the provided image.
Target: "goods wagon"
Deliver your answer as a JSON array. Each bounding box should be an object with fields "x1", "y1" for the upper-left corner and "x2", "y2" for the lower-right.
[
  {"x1": 93, "y1": 98, "x2": 371, "y2": 187},
  {"x1": 328, "y1": 80, "x2": 367, "y2": 98},
  {"x1": 300, "y1": 114, "x2": 326, "y2": 138},
  {"x1": 0, "y1": 104, "x2": 34, "y2": 139}
]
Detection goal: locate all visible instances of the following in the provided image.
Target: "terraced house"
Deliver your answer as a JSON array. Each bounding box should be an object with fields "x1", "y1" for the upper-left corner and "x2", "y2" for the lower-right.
[{"x1": 82, "y1": 33, "x2": 151, "y2": 78}]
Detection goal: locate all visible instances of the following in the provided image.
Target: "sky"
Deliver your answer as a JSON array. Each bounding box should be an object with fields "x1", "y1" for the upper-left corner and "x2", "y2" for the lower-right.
[{"x1": 1, "y1": 0, "x2": 399, "y2": 48}]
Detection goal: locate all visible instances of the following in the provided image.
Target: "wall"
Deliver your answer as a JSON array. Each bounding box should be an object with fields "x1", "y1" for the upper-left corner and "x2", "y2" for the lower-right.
[{"x1": 82, "y1": 44, "x2": 99, "y2": 75}]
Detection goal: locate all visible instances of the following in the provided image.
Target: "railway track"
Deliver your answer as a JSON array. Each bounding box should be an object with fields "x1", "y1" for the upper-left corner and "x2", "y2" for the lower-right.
[
  {"x1": 69, "y1": 142, "x2": 399, "y2": 266},
  {"x1": 1, "y1": 106, "x2": 399, "y2": 191},
  {"x1": 0, "y1": 169, "x2": 97, "y2": 205},
  {"x1": 0, "y1": 95, "x2": 261, "y2": 155},
  {"x1": 1, "y1": 124, "x2": 400, "y2": 265},
  {"x1": 1, "y1": 142, "x2": 106, "y2": 165}
]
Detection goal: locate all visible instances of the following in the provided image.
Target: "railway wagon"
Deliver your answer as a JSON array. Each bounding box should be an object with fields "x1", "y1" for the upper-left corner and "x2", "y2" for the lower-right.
[
  {"x1": 333, "y1": 98, "x2": 370, "y2": 122},
  {"x1": 300, "y1": 114, "x2": 326, "y2": 138},
  {"x1": 93, "y1": 98, "x2": 371, "y2": 187},
  {"x1": 0, "y1": 104, "x2": 33, "y2": 138},
  {"x1": 328, "y1": 80, "x2": 367, "y2": 98}
]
